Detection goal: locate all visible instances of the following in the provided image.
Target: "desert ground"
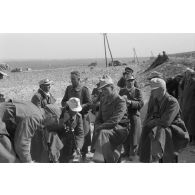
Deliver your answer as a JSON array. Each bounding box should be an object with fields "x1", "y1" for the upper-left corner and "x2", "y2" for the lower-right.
[{"x1": 1, "y1": 56, "x2": 195, "y2": 162}]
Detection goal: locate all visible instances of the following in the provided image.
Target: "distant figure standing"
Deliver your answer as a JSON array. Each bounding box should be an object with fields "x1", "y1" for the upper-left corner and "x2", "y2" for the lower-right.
[
  {"x1": 162, "y1": 51, "x2": 169, "y2": 62},
  {"x1": 119, "y1": 75, "x2": 144, "y2": 160},
  {"x1": 31, "y1": 79, "x2": 56, "y2": 108},
  {"x1": 61, "y1": 71, "x2": 92, "y2": 159},
  {"x1": 117, "y1": 67, "x2": 139, "y2": 89}
]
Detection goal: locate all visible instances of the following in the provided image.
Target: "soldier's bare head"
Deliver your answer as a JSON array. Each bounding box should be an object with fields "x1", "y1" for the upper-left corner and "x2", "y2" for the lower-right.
[{"x1": 71, "y1": 71, "x2": 80, "y2": 87}]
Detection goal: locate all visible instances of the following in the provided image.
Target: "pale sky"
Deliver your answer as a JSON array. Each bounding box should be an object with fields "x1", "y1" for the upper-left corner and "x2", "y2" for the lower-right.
[{"x1": 0, "y1": 33, "x2": 195, "y2": 59}]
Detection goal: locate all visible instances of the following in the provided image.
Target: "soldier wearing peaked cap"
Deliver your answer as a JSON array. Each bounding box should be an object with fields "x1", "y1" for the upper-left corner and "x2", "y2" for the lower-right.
[
  {"x1": 92, "y1": 75, "x2": 128, "y2": 163},
  {"x1": 31, "y1": 78, "x2": 56, "y2": 108},
  {"x1": 117, "y1": 67, "x2": 139, "y2": 89},
  {"x1": 31, "y1": 78, "x2": 57, "y2": 162},
  {"x1": 119, "y1": 75, "x2": 144, "y2": 160}
]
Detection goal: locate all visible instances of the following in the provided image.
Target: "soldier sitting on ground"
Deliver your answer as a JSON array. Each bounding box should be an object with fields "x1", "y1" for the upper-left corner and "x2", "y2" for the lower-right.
[
  {"x1": 91, "y1": 75, "x2": 128, "y2": 163},
  {"x1": 139, "y1": 78, "x2": 189, "y2": 163}
]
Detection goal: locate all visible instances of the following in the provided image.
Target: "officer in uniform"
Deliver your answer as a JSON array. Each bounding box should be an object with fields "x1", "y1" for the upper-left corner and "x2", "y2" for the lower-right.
[{"x1": 61, "y1": 71, "x2": 92, "y2": 159}]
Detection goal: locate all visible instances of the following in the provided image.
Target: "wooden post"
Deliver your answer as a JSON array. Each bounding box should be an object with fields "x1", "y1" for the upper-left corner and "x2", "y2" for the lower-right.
[
  {"x1": 103, "y1": 33, "x2": 108, "y2": 67},
  {"x1": 105, "y1": 34, "x2": 114, "y2": 66},
  {"x1": 133, "y1": 48, "x2": 139, "y2": 65}
]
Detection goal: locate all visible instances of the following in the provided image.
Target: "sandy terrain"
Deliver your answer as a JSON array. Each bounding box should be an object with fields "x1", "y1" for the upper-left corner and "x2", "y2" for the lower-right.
[{"x1": 1, "y1": 58, "x2": 195, "y2": 162}]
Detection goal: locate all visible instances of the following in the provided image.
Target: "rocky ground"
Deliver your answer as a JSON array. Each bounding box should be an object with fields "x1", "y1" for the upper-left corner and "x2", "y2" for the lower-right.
[{"x1": 1, "y1": 57, "x2": 195, "y2": 163}]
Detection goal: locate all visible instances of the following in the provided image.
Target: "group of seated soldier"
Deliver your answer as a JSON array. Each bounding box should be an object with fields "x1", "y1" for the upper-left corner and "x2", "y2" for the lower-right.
[{"x1": 0, "y1": 67, "x2": 191, "y2": 163}]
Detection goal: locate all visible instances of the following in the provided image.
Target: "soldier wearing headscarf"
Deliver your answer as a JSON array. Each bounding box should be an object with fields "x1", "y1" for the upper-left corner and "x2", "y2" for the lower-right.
[{"x1": 139, "y1": 78, "x2": 189, "y2": 162}]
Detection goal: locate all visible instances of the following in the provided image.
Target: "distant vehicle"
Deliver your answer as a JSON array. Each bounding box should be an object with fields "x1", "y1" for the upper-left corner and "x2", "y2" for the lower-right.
[
  {"x1": 88, "y1": 62, "x2": 97, "y2": 67},
  {"x1": 26, "y1": 68, "x2": 32, "y2": 71},
  {"x1": 108, "y1": 60, "x2": 126, "y2": 67},
  {"x1": 11, "y1": 68, "x2": 23, "y2": 73}
]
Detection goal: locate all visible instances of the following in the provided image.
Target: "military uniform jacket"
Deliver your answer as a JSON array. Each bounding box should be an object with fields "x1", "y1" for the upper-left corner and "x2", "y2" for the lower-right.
[
  {"x1": 119, "y1": 87, "x2": 144, "y2": 117},
  {"x1": 61, "y1": 85, "x2": 92, "y2": 115},
  {"x1": 31, "y1": 88, "x2": 56, "y2": 108},
  {"x1": 0, "y1": 101, "x2": 44, "y2": 162},
  {"x1": 148, "y1": 93, "x2": 187, "y2": 130},
  {"x1": 59, "y1": 111, "x2": 84, "y2": 149},
  {"x1": 95, "y1": 93, "x2": 126, "y2": 130}
]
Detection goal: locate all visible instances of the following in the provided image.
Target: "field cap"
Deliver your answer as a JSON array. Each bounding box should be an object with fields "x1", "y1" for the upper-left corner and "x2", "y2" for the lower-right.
[
  {"x1": 147, "y1": 71, "x2": 163, "y2": 80},
  {"x1": 67, "y1": 97, "x2": 82, "y2": 112},
  {"x1": 150, "y1": 78, "x2": 166, "y2": 90},
  {"x1": 39, "y1": 79, "x2": 54, "y2": 86},
  {"x1": 71, "y1": 71, "x2": 80, "y2": 78},
  {"x1": 125, "y1": 67, "x2": 134, "y2": 73},
  {"x1": 98, "y1": 75, "x2": 114, "y2": 89},
  {"x1": 126, "y1": 75, "x2": 135, "y2": 81},
  {"x1": 44, "y1": 104, "x2": 62, "y2": 118}
]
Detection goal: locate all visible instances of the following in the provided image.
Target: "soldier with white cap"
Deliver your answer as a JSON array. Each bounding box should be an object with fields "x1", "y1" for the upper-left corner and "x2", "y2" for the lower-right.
[
  {"x1": 139, "y1": 78, "x2": 189, "y2": 163},
  {"x1": 58, "y1": 97, "x2": 84, "y2": 162}
]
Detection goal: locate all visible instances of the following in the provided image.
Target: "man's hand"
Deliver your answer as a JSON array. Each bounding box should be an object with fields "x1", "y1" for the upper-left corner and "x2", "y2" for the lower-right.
[
  {"x1": 122, "y1": 95, "x2": 128, "y2": 101},
  {"x1": 146, "y1": 119, "x2": 156, "y2": 128},
  {"x1": 76, "y1": 148, "x2": 81, "y2": 155},
  {"x1": 122, "y1": 95, "x2": 132, "y2": 105}
]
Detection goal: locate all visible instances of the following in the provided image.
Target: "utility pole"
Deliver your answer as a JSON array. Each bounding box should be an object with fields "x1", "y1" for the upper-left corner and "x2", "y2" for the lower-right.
[
  {"x1": 103, "y1": 33, "x2": 108, "y2": 67},
  {"x1": 133, "y1": 48, "x2": 139, "y2": 65},
  {"x1": 103, "y1": 33, "x2": 114, "y2": 67},
  {"x1": 105, "y1": 34, "x2": 114, "y2": 66}
]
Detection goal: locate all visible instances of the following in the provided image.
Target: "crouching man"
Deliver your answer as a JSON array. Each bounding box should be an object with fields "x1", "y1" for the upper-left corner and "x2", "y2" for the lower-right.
[
  {"x1": 58, "y1": 97, "x2": 84, "y2": 163},
  {"x1": 0, "y1": 101, "x2": 62, "y2": 163},
  {"x1": 91, "y1": 75, "x2": 128, "y2": 163},
  {"x1": 139, "y1": 78, "x2": 189, "y2": 163}
]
